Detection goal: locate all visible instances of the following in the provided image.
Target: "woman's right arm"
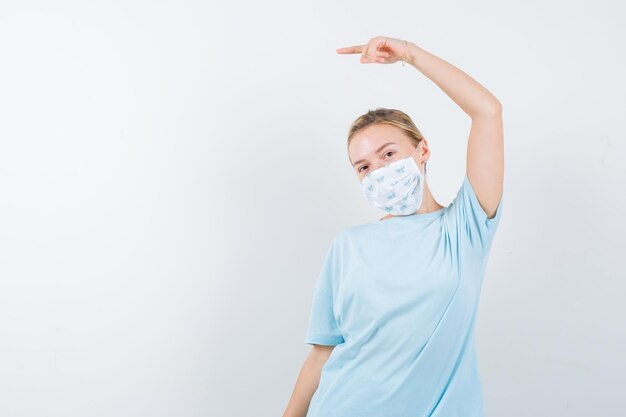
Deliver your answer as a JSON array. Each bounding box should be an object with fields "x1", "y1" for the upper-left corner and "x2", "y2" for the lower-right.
[{"x1": 281, "y1": 344, "x2": 336, "y2": 417}]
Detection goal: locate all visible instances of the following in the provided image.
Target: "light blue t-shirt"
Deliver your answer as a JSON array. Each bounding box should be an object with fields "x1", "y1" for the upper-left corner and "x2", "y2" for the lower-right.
[{"x1": 304, "y1": 174, "x2": 504, "y2": 417}]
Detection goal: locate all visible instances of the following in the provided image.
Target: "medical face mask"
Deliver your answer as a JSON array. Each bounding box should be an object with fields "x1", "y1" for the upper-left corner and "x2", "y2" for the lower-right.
[{"x1": 359, "y1": 145, "x2": 426, "y2": 215}]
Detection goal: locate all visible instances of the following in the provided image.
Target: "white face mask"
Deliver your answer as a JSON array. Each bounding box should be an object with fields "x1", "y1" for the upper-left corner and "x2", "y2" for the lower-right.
[{"x1": 359, "y1": 145, "x2": 426, "y2": 215}]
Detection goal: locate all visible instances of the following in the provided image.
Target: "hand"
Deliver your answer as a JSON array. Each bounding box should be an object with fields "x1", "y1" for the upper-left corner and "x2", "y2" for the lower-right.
[{"x1": 336, "y1": 36, "x2": 409, "y2": 65}]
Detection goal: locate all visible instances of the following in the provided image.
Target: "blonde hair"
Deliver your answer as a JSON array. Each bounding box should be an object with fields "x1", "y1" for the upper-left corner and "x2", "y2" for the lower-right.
[{"x1": 347, "y1": 108, "x2": 425, "y2": 155}]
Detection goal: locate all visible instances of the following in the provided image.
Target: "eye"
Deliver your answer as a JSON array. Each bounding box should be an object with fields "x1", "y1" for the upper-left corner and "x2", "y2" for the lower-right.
[{"x1": 358, "y1": 150, "x2": 395, "y2": 173}]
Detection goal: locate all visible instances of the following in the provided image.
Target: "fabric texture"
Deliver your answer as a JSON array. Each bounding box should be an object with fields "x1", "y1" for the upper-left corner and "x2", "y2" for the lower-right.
[{"x1": 304, "y1": 173, "x2": 504, "y2": 417}]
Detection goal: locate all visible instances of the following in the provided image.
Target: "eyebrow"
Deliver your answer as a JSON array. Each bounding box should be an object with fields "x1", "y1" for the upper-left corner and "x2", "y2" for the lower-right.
[{"x1": 352, "y1": 142, "x2": 396, "y2": 167}]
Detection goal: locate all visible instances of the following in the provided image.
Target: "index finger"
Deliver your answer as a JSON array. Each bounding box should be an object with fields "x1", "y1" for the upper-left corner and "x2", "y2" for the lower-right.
[{"x1": 336, "y1": 45, "x2": 366, "y2": 54}]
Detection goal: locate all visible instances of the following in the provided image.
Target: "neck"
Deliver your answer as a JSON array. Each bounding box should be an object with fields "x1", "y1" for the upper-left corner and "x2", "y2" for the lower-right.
[{"x1": 416, "y1": 181, "x2": 444, "y2": 213}]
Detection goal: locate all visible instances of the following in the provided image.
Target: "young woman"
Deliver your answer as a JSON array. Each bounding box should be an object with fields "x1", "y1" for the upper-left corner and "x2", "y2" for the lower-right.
[{"x1": 282, "y1": 36, "x2": 504, "y2": 417}]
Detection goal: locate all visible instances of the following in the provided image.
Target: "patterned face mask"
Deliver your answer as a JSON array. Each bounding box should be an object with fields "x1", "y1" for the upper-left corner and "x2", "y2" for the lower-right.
[{"x1": 359, "y1": 145, "x2": 425, "y2": 215}]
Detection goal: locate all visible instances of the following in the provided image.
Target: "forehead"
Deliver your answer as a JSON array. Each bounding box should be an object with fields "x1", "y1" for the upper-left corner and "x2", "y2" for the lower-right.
[{"x1": 349, "y1": 124, "x2": 410, "y2": 164}]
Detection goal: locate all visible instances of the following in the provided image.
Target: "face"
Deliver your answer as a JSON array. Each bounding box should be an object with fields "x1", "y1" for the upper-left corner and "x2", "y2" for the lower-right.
[{"x1": 349, "y1": 124, "x2": 429, "y2": 182}]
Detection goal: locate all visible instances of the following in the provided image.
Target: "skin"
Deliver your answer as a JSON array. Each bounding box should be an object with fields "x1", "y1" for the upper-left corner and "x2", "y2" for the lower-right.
[
  {"x1": 283, "y1": 36, "x2": 503, "y2": 417},
  {"x1": 348, "y1": 123, "x2": 445, "y2": 221}
]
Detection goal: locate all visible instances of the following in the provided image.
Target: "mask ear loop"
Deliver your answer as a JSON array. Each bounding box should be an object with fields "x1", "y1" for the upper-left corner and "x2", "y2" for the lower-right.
[{"x1": 412, "y1": 144, "x2": 426, "y2": 177}]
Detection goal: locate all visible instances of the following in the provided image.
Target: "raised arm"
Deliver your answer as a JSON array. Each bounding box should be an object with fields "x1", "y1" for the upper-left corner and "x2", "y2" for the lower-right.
[
  {"x1": 337, "y1": 37, "x2": 504, "y2": 218},
  {"x1": 404, "y1": 41, "x2": 504, "y2": 218}
]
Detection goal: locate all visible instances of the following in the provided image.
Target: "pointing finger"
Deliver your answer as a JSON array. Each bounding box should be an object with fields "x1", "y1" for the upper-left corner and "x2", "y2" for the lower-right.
[{"x1": 336, "y1": 45, "x2": 366, "y2": 54}]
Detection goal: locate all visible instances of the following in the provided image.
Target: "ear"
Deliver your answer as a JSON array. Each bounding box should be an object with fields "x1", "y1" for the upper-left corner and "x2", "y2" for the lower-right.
[{"x1": 419, "y1": 140, "x2": 430, "y2": 161}]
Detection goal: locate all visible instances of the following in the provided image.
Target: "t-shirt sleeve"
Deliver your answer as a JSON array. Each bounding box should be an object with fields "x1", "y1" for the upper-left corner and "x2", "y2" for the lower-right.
[
  {"x1": 449, "y1": 173, "x2": 504, "y2": 257},
  {"x1": 304, "y1": 237, "x2": 345, "y2": 346}
]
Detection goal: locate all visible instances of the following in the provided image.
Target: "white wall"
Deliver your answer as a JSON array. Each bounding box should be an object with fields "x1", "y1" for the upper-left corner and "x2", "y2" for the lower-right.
[{"x1": 0, "y1": 1, "x2": 624, "y2": 416}]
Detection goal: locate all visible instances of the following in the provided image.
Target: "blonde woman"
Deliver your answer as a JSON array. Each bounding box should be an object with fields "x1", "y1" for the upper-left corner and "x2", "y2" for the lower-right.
[{"x1": 282, "y1": 36, "x2": 504, "y2": 417}]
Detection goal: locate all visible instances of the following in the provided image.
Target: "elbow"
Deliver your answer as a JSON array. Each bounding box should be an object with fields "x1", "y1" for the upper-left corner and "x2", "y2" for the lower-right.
[
  {"x1": 489, "y1": 100, "x2": 503, "y2": 115},
  {"x1": 473, "y1": 102, "x2": 502, "y2": 120}
]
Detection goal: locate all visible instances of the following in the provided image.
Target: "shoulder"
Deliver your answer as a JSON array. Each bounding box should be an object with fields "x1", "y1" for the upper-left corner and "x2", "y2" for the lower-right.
[
  {"x1": 323, "y1": 223, "x2": 371, "y2": 254},
  {"x1": 335, "y1": 221, "x2": 376, "y2": 241}
]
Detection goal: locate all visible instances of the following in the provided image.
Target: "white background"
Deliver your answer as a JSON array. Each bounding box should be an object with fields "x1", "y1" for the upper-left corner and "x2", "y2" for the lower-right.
[{"x1": 0, "y1": 1, "x2": 624, "y2": 416}]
